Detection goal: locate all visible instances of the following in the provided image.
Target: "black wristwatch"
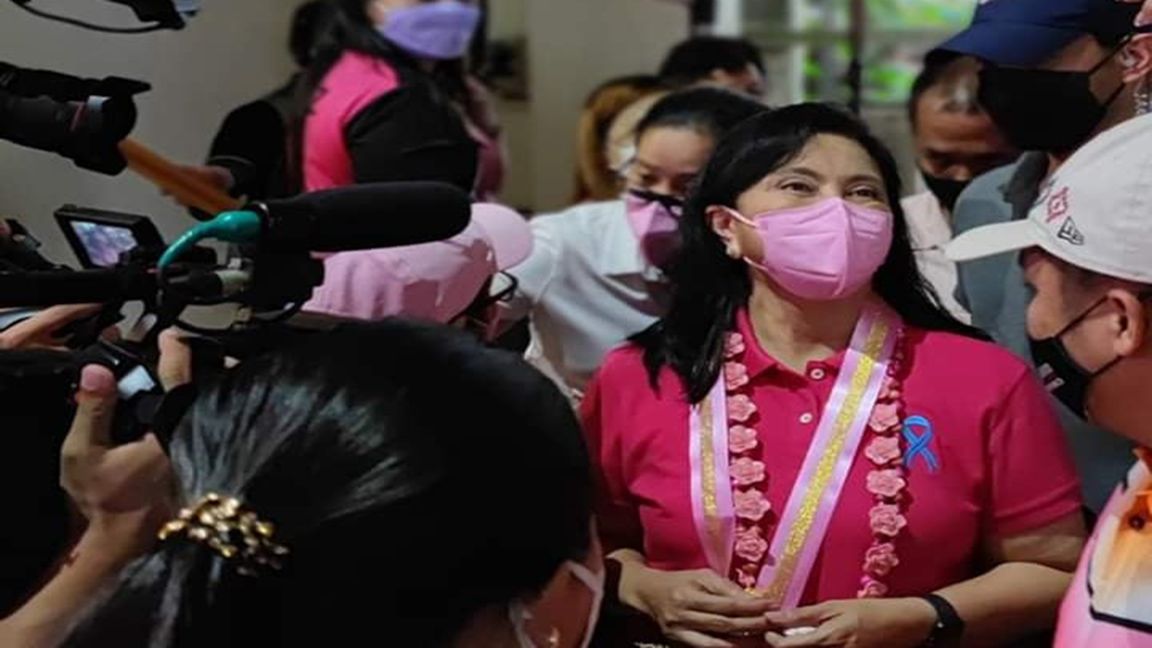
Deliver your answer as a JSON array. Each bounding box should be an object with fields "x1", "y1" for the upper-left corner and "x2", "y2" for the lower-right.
[{"x1": 919, "y1": 593, "x2": 965, "y2": 646}]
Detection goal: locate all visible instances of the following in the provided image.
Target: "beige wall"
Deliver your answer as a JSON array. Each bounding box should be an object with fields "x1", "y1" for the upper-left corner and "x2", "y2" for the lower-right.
[
  {"x1": 0, "y1": 1, "x2": 303, "y2": 263},
  {"x1": 518, "y1": 0, "x2": 688, "y2": 212}
]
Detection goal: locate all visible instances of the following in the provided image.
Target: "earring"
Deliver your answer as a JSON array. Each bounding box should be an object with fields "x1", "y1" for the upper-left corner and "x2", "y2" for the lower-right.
[{"x1": 1136, "y1": 78, "x2": 1152, "y2": 116}]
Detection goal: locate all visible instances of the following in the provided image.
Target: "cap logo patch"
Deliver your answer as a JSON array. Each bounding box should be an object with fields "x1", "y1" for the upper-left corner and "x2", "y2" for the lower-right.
[
  {"x1": 1046, "y1": 187, "x2": 1070, "y2": 223},
  {"x1": 1058, "y1": 218, "x2": 1085, "y2": 246}
]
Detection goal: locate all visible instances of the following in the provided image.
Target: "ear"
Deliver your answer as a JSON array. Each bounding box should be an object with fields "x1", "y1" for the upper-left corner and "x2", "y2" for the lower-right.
[
  {"x1": 1107, "y1": 288, "x2": 1149, "y2": 358},
  {"x1": 708, "y1": 68, "x2": 737, "y2": 86},
  {"x1": 707, "y1": 205, "x2": 742, "y2": 259},
  {"x1": 1120, "y1": 34, "x2": 1152, "y2": 84}
]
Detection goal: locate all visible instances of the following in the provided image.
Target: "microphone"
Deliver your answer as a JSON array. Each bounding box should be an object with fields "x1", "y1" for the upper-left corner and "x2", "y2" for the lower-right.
[
  {"x1": 254, "y1": 182, "x2": 472, "y2": 253},
  {"x1": 0, "y1": 268, "x2": 156, "y2": 307},
  {"x1": 159, "y1": 182, "x2": 473, "y2": 266}
]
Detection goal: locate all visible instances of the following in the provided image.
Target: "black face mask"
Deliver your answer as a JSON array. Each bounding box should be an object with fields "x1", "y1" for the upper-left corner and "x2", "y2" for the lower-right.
[
  {"x1": 920, "y1": 172, "x2": 969, "y2": 212},
  {"x1": 1029, "y1": 298, "x2": 1122, "y2": 418},
  {"x1": 978, "y1": 46, "x2": 1127, "y2": 155}
]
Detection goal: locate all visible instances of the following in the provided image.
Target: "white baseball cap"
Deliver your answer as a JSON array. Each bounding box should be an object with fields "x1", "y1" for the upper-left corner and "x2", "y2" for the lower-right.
[
  {"x1": 303, "y1": 203, "x2": 532, "y2": 323},
  {"x1": 947, "y1": 113, "x2": 1152, "y2": 283}
]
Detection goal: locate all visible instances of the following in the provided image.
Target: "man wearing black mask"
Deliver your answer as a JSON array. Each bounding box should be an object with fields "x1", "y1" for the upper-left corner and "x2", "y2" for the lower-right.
[
  {"x1": 902, "y1": 53, "x2": 1020, "y2": 322},
  {"x1": 937, "y1": 0, "x2": 1152, "y2": 515}
]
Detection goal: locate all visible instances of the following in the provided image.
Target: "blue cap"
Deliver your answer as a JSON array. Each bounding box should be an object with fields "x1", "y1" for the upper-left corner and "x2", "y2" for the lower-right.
[{"x1": 935, "y1": 0, "x2": 1140, "y2": 67}]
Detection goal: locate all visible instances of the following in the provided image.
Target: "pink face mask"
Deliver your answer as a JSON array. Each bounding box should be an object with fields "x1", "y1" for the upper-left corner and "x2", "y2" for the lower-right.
[
  {"x1": 727, "y1": 197, "x2": 893, "y2": 301},
  {"x1": 626, "y1": 190, "x2": 684, "y2": 268}
]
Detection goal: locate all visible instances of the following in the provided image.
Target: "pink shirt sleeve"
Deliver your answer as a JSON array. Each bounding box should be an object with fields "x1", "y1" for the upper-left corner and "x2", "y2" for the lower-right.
[
  {"x1": 985, "y1": 369, "x2": 1084, "y2": 537},
  {"x1": 581, "y1": 359, "x2": 645, "y2": 554}
]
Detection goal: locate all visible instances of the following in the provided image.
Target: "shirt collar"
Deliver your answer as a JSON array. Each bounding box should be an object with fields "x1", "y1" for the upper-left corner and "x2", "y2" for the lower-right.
[
  {"x1": 734, "y1": 308, "x2": 847, "y2": 380},
  {"x1": 597, "y1": 200, "x2": 664, "y2": 281},
  {"x1": 1003, "y1": 152, "x2": 1050, "y2": 219}
]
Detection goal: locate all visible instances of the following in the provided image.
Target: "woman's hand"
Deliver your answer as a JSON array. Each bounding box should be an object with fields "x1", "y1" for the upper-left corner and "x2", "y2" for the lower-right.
[
  {"x1": 763, "y1": 598, "x2": 936, "y2": 648},
  {"x1": 621, "y1": 563, "x2": 775, "y2": 647},
  {"x1": 60, "y1": 365, "x2": 176, "y2": 557}
]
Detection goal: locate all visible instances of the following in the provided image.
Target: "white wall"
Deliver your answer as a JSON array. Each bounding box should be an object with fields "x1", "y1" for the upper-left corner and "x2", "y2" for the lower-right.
[
  {"x1": 522, "y1": 0, "x2": 688, "y2": 212},
  {"x1": 0, "y1": 0, "x2": 303, "y2": 264}
]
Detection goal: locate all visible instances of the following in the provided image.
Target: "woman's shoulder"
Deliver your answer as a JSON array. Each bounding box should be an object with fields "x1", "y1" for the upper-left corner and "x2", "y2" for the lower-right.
[
  {"x1": 596, "y1": 344, "x2": 682, "y2": 396},
  {"x1": 598, "y1": 344, "x2": 651, "y2": 383},
  {"x1": 906, "y1": 327, "x2": 1033, "y2": 387},
  {"x1": 322, "y1": 51, "x2": 401, "y2": 95}
]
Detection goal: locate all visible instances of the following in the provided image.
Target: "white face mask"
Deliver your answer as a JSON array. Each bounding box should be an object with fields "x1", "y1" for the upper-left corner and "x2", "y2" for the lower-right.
[{"x1": 509, "y1": 560, "x2": 605, "y2": 648}]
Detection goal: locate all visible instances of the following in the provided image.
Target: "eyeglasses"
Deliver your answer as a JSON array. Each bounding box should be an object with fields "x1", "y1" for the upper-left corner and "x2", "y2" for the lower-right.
[
  {"x1": 617, "y1": 159, "x2": 699, "y2": 199},
  {"x1": 452, "y1": 272, "x2": 520, "y2": 342}
]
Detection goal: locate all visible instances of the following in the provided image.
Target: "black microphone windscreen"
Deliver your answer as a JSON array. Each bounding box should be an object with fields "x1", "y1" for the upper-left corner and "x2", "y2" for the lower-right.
[{"x1": 258, "y1": 182, "x2": 472, "y2": 253}]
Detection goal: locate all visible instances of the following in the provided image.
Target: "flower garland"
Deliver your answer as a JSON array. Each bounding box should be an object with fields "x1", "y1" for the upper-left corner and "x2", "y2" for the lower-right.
[{"x1": 721, "y1": 329, "x2": 910, "y2": 597}]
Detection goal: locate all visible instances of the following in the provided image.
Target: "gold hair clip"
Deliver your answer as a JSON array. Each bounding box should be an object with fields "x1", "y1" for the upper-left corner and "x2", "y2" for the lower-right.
[{"x1": 158, "y1": 493, "x2": 289, "y2": 577}]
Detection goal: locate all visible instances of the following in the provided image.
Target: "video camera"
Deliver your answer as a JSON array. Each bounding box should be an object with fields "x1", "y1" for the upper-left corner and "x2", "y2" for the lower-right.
[
  {"x1": 0, "y1": 62, "x2": 149, "y2": 175},
  {"x1": 0, "y1": 0, "x2": 199, "y2": 172},
  {"x1": 0, "y1": 182, "x2": 473, "y2": 443}
]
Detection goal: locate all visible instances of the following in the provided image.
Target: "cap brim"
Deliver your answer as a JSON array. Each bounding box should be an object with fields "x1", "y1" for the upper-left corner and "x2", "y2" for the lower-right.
[
  {"x1": 470, "y1": 203, "x2": 533, "y2": 270},
  {"x1": 946, "y1": 220, "x2": 1044, "y2": 263},
  {"x1": 933, "y1": 22, "x2": 1084, "y2": 67}
]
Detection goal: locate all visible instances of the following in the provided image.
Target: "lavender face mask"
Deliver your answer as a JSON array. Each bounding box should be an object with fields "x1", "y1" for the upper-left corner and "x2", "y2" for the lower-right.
[{"x1": 378, "y1": 1, "x2": 481, "y2": 61}]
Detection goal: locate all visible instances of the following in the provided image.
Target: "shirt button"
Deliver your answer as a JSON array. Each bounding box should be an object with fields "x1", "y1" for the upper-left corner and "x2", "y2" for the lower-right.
[
  {"x1": 800, "y1": 413, "x2": 814, "y2": 424},
  {"x1": 810, "y1": 368, "x2": 826, "y2": 380}
]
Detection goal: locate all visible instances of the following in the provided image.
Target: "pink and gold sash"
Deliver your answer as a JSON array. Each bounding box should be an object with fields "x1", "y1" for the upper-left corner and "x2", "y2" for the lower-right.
[{"x1": 688, "y1": 306, "x2": 899, "y2": 608}]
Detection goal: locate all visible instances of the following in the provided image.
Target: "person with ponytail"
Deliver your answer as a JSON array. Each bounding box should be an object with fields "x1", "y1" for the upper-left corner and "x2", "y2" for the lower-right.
[
  {"x1": 584, "y1": 104, "x2": 1086, "y2": 647},
  {"x1": 3, "y1": 322, "x2": 602, "y2": 647}
]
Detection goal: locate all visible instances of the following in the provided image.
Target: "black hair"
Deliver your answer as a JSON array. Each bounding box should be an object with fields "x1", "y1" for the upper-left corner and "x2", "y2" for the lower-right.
[
  {"x1": 907, "y1": 51, "x2": 969, "y2": 127},
  {"x1": 658, "y1": 36, "x2": 765, "y2": 86},
  {"x1": 289, "y1": 1, "x2": 337, "y2": 69},
  {"x1": 635, "y1": 86, "x2": 769, "y2": 143},
  {"x1": 64, "y1": 321, "x2": 592, "y2": 647},
  {"x1": 635, "y1": 103, "x2": 985, "y2": 402}
]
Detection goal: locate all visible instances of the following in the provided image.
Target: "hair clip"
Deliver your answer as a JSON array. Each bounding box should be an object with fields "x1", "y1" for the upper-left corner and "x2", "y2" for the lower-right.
[{"x1": 158, "y1": 493, "x2": 289, "y2": 577}]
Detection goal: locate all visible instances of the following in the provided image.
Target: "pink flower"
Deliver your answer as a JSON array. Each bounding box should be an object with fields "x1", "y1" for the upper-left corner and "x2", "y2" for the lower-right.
[
  {"x1": 730, "y1": 457, "x2": 767, "y2": 486},
  {"x1": 879, "y1": 376, "x2": 902, "y2": 401},
  {"x1": 865, "y1": 436, "x2": 902, "y2": 466},
  {"x1": 734, "y1": 526, "x2": 769, "y2": 563},
  {"x1": 729, "y1": 426, "x2": 759, "y2": 453},
  {"x1": 870, "y1": 504, "x2": 908, "y2": 537},
  {"x1": 727, "y1": 394, "x2": 758, "y2": 423},
  {"x1": 866, "y1": 469, "x2": 907, "y2": 499},
  {"x1": 734, "y1": 488, "x2": 771, "y2": 521},
  {"x1": 858, "y1": 577, "x2": 889, "y2": 598},
  {"x1": 863, "y1": 543, "x2": 901, "y2": 577},
  {"x1": 725, "y1": 362, "x2": 750, "y2": 391},
  {"x1": 725, "y1": 333, "x2": 746, "y2": 359},
  {"x1": 869, "y1": 401, "x2": 900, "y2": 433}
]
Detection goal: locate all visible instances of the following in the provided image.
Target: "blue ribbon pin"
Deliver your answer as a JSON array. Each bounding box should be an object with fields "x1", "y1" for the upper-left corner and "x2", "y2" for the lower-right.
[{"x1": 902, "y1": 415, "x2": 940, "y2": 473}]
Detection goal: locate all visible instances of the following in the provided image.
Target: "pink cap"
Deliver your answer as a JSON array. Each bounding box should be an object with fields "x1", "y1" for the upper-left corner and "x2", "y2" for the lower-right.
[{"x1": 303, "y1": 203, "x2": 532, "y2": 323}]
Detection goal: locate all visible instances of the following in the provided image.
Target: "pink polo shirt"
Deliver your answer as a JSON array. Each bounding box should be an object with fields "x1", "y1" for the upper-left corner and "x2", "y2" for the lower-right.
[{"x1": 582, "y1": 310, "x2": 1082, "y2": 603}]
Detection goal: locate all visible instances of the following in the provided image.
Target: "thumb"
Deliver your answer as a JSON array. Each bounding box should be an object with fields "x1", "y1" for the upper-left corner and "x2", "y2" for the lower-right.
[
  {"x1": 765, "y1": 603, "x2": 833, "y2": 629},
  {"x1": 157, "y1": 329, "x2": 193, "y2": 391},
  {"x1": 68, "y1": 364, "x2": 119, "y2": 449}
]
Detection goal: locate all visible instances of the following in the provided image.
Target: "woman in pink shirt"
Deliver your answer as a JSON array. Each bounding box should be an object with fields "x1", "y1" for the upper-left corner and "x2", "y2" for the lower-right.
[
  {"x1": 583, "y1": 105, "x2": 1086, "y2": 647},
  {"x1": 301, "y1": 0, "x2": 491, "y2": 194}
]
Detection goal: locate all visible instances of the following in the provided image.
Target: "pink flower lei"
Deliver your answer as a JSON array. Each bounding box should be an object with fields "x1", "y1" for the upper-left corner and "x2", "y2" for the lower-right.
[{"x1": 722, "y1": 329, "x2": 909, "y2": 597}]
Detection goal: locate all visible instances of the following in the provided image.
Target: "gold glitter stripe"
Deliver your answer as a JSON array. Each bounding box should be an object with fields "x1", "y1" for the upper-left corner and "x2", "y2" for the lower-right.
[
  {"x1": 699, "y1": 399, "x2": 724, "y2": 563},
  {"x1": 762, "y1": 318, "x2": 891, "y2": 606}
]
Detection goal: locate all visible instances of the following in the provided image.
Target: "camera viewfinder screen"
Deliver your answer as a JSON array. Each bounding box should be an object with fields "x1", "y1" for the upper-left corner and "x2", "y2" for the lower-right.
[{"x1": 71, "y1": 221, "x2": 139, "y2": 268}]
